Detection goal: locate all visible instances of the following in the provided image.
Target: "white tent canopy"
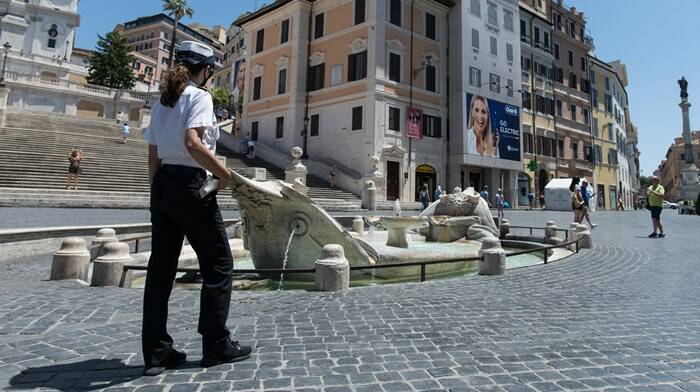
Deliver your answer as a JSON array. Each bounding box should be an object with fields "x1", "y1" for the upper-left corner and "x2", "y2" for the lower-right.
[{"x1": 544, "y1": 178, "x2": 574, "y2": 211}]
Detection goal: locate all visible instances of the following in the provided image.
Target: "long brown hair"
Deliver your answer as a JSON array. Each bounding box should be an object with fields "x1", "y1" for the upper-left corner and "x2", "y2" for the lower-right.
[{"x1": 160, "y1": 64, "x2": 191, "y2": 107}]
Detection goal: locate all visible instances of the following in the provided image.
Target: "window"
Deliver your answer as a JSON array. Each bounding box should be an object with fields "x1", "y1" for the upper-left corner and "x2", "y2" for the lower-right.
[
  {"x1": 507, "y1": 79, "x2": 514, "y2": 97},
  {"x1": 490, "y1": 36, "x2": 497, "y2": 56},
  {"x1": 521, "y1": 56, "x2": 531, "y2": 72},
  {"x1": 608, "y1": 124, "x2": 613, "y2": 140},
  {"x1": 572, "y1": 140, "x2": 579, "y2": 159},
  {"x1": 570, "y1": 104, "x2": 577, "y2": 121},
  {"x1": 469, "y1": 66, "x2": 481, "y2": 87},
  {"x1": 554, "y1": 43, "x2": 559, "y2": 59},
  {"x1": 504, "y1": 10, "x2": 514, "y2": 32},
  {"x1": 534, "y1": 26, "x2": 540, "y2": 45},
  {"x1": 314, "y1": 13, "x2": 325, "y2": 39},
  {"x1": 558, "y1": 139, "x2": 564, "y2": 157},
  {"x1": 592, "y1": 89, "x2": 598, "y2": 107},
  {"x1": 568, "y1": 50, "x2": 573, "y2": 66},
  {"x1": 569, "y1": 72, "x2": 577, "y2": 89},
  {"x1": 425, "y1": 65, "x2": 436, "y2": 92},
  {"x1": 310, "y1": 114, "x2": 320, "y2": 137},
  {"x1": 583, "y1": 108, "x2": 589, "y2": 124},
  {"x1": 389, "y1": 53, "x2": 401, "y2": 83},
  {"x1": 423, "y1": 115, "x2": 442, "y2": 138},
  {"x1": 592, "y1": 117, "x2": 599, "y2": 137},
  {"x1": 277, "y1": 68, "x2": 287, "y2": 95},
  {"x1": 308, "y1": 63, "x2": 325, "y2": 91},
  {"x1": 543, "y1": 32, "x2": 549, "y2": 49},
  {"x1": 348, "y1": 51, "x2": 367, "y2": 81},
  {"x1": 275, "y1": 117, "x2": 284, "y2": 138},
  {"x1": 489, "y1": 73, "x2": 500, "y2": 93},
  {"x1": 331, "y1": 64, "x2": 344, "y2": 85},
  {"x1": 354, "y1": 0, "x2": 366, "y2": 25},
  {"x1": 521, "y1": 91, "x2": 531, "y2": 110},
  {"x1": 471, "y1": 28, "x2": 479, "y2": 49},
  {"x1": 581, "y1": 56, "x2": 586, "y2": 71},
  {"x1": 425, "y1": 13, "x2": 436, "y2": 40},
  {"x1": 352, "y1": 106, "x2": 363, "y2": 130},
  {"x1": 471, "y1": 0, "x2": 481, "y2": 16},
  {"x1": 487, "y1": 3, "x2": 497, "y2": 26},
  {"x1": 506, "y1": 43, "x2": 513, "y2": 62},
  {"x1": 556, "y1": 99, "x2": 562, "y2": 116},
  {"x1": 520, "y1": 19, "x2": 527, "y2": 38},
  {"x1": 256, "y1": 29, "x2": 265, "y2": 53},
  {"x1": 594, "y1": 145, "x2": 602, "y2": 163},
  {"x1": 253, "y1": 76, "x2": 262, "y2": 100},
  {"x1": 604, "y1": 94, "x2": 612, "y2": 113},
  {"x1": 605, "y1": 77, "x2": 610, "y2": 90},
  {"x1": 280, "y1": 19, "x2": 289, "y2": 44},
  {"x1": 390, "y1": 0, "x2": 402, "y2": 26},
  {"x1": 251, "y1": 121, "x2": 259, "y2": 141},
  {"x1": 388, "y1": 107, "x2": 400, "y2": 132}
]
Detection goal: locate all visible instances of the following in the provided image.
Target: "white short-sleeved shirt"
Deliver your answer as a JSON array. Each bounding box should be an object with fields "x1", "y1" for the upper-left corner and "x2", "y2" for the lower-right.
[{"x1": 144, "y1": 83, "x2": 219, "y2": 168}]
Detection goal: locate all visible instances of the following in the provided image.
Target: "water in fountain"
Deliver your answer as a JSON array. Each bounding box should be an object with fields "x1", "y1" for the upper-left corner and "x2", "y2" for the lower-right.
[
  {"x1": 394, "y1": 199, "x2": 401, "y2": 216},
  {"x1": 278, "y1": 228, "x2": 297, "y2": 291}
]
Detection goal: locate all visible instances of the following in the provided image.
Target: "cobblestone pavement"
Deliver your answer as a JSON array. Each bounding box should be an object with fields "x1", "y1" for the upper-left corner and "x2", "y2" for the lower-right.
[{"x1": 2, "y1": 210, "x2": 700, "y2": 391}]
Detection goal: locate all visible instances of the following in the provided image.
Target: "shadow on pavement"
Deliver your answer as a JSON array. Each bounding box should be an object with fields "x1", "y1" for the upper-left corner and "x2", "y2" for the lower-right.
[{"x1": 8, "y1": 358, "x2": 141, "y2": 391}]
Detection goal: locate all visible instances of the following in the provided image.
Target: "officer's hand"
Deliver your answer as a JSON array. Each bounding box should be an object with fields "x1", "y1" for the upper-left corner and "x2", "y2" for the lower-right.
[{"x1": 218, "y1": 170, "x2": 232, "y2": 191}]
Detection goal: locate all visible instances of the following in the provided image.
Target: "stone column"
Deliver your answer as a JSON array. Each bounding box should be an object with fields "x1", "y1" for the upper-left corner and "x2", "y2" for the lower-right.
[
  {"x1": 50, "y1": 237, "x2": 91, "y2": 281},
  {"x1": 0, "y1": 87, "x2": 9, "y2": 128},
  {"x1": 314, "y1": 244, "x2": 350, "y2": 291},
  {"x1": 678, "y1": 78, "x2": 700, "y2": 200},
  {"x1": 90, "y1": 228, "x2": 118, "y2": 260},
  {"x1": 91, "y1": 242, "x2": 132, "y2": 287},
  {"x1": 362, "y1": 180, "x2": 377, "y2": 211},
  {"x1": 285, "y1": 146, "x2": 308, "y2": 195},
  {"x1": 498, "y1": 218, "x2": 511, "y2": 239},
  {"x1": 478, "y1": 238, "x2": 506, "y2": 275},
  {"x1": 544, "y1": 221, "x2": 558, "y2": 242},
  {"x1": 575, "y1": 224, "x2": 593, "y2": 249}
]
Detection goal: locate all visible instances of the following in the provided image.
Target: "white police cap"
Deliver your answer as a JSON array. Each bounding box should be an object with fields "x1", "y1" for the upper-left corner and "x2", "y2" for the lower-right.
[{"x1": 176, "y1": 41, "x2": 216, "y2": 66}]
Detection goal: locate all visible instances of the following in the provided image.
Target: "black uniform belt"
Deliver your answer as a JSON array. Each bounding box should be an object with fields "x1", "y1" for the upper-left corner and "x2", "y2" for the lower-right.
[{"x1": 160, "y1": 164, "x2": 205, "y2": 176}]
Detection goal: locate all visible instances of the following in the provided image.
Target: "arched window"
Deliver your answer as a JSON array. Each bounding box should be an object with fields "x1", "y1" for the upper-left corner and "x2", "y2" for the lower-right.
[{"x1": 48, "y1": 24, "x2": 59, "y2": 49}]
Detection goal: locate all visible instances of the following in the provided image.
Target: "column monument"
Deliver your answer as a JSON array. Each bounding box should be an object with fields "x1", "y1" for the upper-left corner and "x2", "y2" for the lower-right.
[{"x1": 678, "y1": 77, "x2": 700, "y2": 201}]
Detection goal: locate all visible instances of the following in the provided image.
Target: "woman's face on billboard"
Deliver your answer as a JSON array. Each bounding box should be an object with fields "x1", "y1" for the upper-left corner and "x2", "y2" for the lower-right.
[{"x1": 472, "y1": 99, "x2": 488, "y2": 134}]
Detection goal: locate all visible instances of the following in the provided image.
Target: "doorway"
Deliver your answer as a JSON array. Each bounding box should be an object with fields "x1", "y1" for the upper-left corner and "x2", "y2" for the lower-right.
[
  {"x1": 415, "y1": 165, "x2": 436, "y2": 202},
  {"x1": 518, "y1": 172, "x2": 531, "y2": 207},
  {"x1": 386, "y1": 161, "x2": 400, "y2": 201}
]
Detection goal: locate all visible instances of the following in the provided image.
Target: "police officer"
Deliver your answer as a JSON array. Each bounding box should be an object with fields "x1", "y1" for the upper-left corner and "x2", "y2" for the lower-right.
[{"x1": 142, "y1": 41, "x2": 251, "y2": 376}]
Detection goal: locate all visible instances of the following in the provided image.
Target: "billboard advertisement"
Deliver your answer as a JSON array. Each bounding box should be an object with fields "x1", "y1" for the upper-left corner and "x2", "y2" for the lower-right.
[
  {"x1": 465, "y1": 94, "x2": 521, "y2": 161},
  {"x1": 407, "y1": 107, "x2": 423, "y2": 139}
]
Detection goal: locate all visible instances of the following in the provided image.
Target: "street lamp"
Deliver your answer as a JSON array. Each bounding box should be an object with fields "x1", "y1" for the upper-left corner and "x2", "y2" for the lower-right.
[
  {"x1": 301, "y1": 115, "x2": 310, "y2": 159},
  {"x1": 0, "y1": 42, "x2": 12, "y2": 88},
  {"x1": 143, "y1": 68, "x2": 154, "y2": 109}
]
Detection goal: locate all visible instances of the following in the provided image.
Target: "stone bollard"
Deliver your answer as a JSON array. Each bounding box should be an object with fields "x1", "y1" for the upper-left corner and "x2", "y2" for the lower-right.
[
  {"x1": 575, "y1": 224, "x2": 593, "y2": 249},
  {"x1": 544, "y1": 221, "x2": 558, "y2": 242},
  {"x1": 568, "y1": 222, "x2": 579, "y2": 251},
  {"x1": 91, "y1": 228, "x2": 118, "y2": 260},
  {"x1": 285, "y1": 147, "x2": 308, "y2": 195},
  {"x1": 0, "y1": 87, "x2": 9, "y2": 128},
  {"x1": 314, "y1": 244, "x2": 350, "y2": 291},
  {"x1": 499, "y1": 219, "x2": 511, "y2": 239},
  {"x1": 362, "y1": 180, "x2": 377, "y2": 211},
  {"x1": 352, "y1": 217, "x2": 364, "y2": 236},
  {"x1": 232, "y1": 223, "x2": 245, "y2": 239},
  {"x1": 50, "y1": 237, "x2": 91, "y2": 281},
  {"x1": 91, "y1": 242, "x2": 132, "y2": 287},
  {"x1": 478, "y1": 238, "x2": 506, "y2": 275}
]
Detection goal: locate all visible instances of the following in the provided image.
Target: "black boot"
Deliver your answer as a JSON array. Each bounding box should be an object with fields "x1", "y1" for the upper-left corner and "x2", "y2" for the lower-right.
[{"x1": 201, "y1": 339, "x2": 252, "y2": 367}]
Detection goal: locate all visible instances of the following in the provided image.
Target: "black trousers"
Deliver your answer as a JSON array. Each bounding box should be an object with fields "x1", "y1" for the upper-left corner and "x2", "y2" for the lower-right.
[{"x1": 142, "y1": 165, "x2": 233, "y2": 366}]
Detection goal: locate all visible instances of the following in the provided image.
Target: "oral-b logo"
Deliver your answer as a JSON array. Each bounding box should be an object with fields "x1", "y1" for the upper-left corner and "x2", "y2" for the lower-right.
[
  {"x1": 507, "y1": 145, "x2": 519, "y2": 152},
  {"x1": 505, "y1": 105, "x2": 519, "y2": 116}
]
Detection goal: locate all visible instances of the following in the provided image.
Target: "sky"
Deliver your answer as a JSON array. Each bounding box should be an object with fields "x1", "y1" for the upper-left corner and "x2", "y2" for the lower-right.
[{"x1": 76, "y1": 0, "x2": 700, "y2": 177}]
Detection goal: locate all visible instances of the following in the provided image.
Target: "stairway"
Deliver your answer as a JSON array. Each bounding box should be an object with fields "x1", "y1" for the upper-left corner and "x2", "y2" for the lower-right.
[
  {"x1": 0, "y1": 127, "x2": 361, "y2": 211},
  {"x1": 5, "y1": 111, "x2": 144, "y2": 139}
]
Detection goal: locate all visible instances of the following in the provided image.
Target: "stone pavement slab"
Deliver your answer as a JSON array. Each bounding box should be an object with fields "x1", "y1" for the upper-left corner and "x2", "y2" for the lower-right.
[{"x1": 1, "y1": 210, "x2": 700, "y2": 391}]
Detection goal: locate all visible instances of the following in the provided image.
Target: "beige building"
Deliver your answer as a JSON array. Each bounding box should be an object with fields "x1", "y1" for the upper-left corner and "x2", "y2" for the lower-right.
[
  {"x1": 658, "y1": 131, "x2": 700, "y2": 201},
  {"x1": 115, "y1": 14, "x2": 224, "y2": 83},
  {"x1": 235, "y1": 0, "x2": 523, "y2": 204}
]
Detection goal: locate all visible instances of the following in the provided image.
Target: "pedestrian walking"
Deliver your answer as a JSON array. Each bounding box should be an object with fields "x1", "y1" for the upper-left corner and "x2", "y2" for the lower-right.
[
  {"x1": 419, "y1": 185, "x2": 430, "y2": 210},
  {"x1": 616, "y1": 195, "x2": 625, "y2": 211},
  {"x1": 434, "y1": 185, "x2": 443, "y2": 201},
  {"x1": 569, "y1": 177, "x2": 584, "y2": 223},
  {"x1": 329, "y1": 165, "x2": 337, "y2": 188},
  {"x1": 527, "y1": 192, "x2": 534, "y2": 210},
  {"x1": 246, "y1": 134, "x2": 255, "y2": 159},
  {"x1": 480, "y1": 185, "x2": 490, "y2": 205},
  {"x1": 121, "y1": 122, "x2": 130, "y2": 144},
  {"x1": 579, "y1": 179, "x2": 597, "y2": 229},
  {"x1": 646, "y1": 176, "x2": 665, "y2": 238},
  {"x1": 495, "y1": 188, "x2": 505, "y2": 221},
  {"x1": 66, "y1": 147, "x2": 83, "y2": 190},
  {"x1": 141, "y1": 41, "x2": 251, "y2": 376}
]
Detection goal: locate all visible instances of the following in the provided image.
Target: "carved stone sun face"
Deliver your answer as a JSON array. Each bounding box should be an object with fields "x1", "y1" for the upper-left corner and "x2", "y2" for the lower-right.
[{"x1": 291, "y1": 146, "x2": 303, "y2": 160}]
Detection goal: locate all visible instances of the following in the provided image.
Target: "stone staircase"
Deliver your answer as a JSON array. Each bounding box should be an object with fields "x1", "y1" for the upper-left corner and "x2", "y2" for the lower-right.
[
  {"x1": 0, "y1": 126, "x2": 361, "y2": 211},
  {"x1": 5, "y1": 111, "x2": 144, "y2": 139}
]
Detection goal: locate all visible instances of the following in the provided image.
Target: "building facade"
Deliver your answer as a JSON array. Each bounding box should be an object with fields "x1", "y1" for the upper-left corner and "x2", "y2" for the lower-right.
[
  {"x1": 115, "y1": 14, "x2": 225, "y2": 83},
  {"x1": 550, "y1": 0, "x2": 594, "y2": 185},
  {"x1": 236, "y1": 0, "x2": 522, "y2": 205},
  {"x1": 517, "y1": 0, "x2": 555, "y2": 207},
  {"x1": 658, "y1": 131, "x2": 700, "y2": 202}
]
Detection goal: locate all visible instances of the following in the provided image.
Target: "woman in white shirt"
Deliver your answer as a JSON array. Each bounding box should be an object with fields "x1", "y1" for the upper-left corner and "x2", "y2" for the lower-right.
[
  {"x1": 466, "y1": 95, "x2": 499, "y2": 158},
  {"x1": 141, "y1": 41, "x2": 250, "y2": 376}
]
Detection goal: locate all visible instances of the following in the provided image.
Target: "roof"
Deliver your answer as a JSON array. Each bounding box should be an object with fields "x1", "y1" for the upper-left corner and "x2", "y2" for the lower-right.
[
  {"x1": 235, "y1": 0, "x2": 455, "y2": 27},
  {"x1": 121, "y1": 13, "x2": 223, "y2": 51}
]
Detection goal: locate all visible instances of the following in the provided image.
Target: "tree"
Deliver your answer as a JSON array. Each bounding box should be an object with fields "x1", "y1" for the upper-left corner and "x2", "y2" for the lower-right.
[
  {"x1": 87, "y1": 31, "x2": 136, "y2": 89},
  {"x1": 163, "y1": 0, "x2": 194, "y2": 67},
  {"x1": 211, "y1": 87, "x2": 232, "y2": 110},
  {"x1": 639, "y1": 176, "x2": 652, "y2": 189}
]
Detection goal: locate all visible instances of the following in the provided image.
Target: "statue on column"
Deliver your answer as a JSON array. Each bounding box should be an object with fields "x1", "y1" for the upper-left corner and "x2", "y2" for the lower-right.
[{"x1": 679, "y1": 77, "x2": 689, "y2": 99}]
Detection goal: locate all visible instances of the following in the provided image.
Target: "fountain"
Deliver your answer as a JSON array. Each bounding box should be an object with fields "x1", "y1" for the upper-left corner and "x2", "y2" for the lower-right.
[{"x1": 229, "y1": 157, "x2": 573, "y2": 284}]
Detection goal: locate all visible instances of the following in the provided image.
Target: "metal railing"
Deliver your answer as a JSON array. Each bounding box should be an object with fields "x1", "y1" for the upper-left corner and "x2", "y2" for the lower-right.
[{"x1": 119, "y1": 230, "x2": 581, "y2": 287}]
